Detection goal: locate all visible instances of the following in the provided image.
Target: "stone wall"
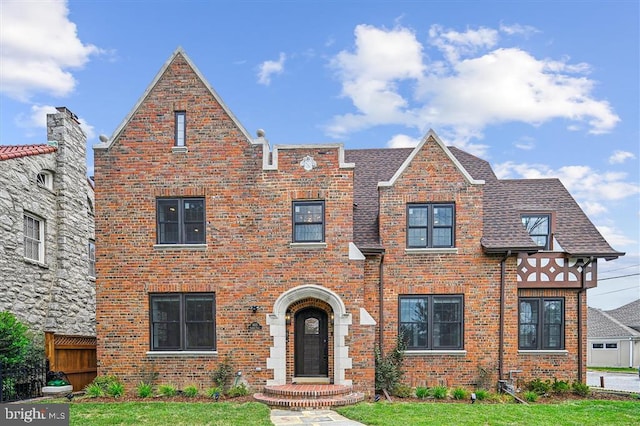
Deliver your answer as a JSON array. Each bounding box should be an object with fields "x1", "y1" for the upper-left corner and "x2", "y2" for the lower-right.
[{"x1": 0, "y1": 107, "x2": 95, "y2": 336}]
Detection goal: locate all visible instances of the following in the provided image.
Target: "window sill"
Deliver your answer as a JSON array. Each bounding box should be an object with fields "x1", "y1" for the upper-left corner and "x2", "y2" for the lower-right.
[
  {"x1": 290, "y1": 242, "x2": 327, "y2": 250},
  {"x1": 405, "y1": 350, "x2": 467, "y2": 356},
  {"x1": 405, "y1": 248, "x2": 458, "y2": 255},
  {"x1": 153, "y1": 244, "x2": 207, "y2": 251},
  {"x1": 23, "y1": 257, "x2": 48, "y2": 269},
  {"x1": 172, "y1": 146, "x2": 188, "y2": 153},
  {"x1": 146, "y1": 351, "x2": 218, "y2": 357},
  {"x1": 518, "y1": 350, "x2": 568, "y2": 355}
]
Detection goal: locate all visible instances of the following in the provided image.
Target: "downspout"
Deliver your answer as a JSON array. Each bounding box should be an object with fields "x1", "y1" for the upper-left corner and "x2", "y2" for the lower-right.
[
  {"x1": 379, "y1": 253, "x2": 385, "y2": 355},
  {"x1": 577, "y1": 256, "x2": 594, "y2": 383},
  {"x1": 499, "y1": 250, "x2": 511, "y2": 382}
]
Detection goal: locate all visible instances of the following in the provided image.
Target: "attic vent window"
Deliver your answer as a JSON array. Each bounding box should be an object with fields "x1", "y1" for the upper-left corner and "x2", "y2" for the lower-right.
[
  {"x1": 37, "y1": 171, "x2": 53, "y2": 190},
  {"x1": 175, "y1": 111, "x2": 186, "y2": 147}
]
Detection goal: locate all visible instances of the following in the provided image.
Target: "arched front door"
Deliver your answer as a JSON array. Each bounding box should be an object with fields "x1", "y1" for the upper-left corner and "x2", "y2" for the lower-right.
[{"x1": 294, "y1": 308, "x2": 328, "y2": 377}]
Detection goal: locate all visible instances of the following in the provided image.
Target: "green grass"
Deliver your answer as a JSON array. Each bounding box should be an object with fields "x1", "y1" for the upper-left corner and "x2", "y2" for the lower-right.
[
  {"x1": 335, "y1": 400, "x2": 640, "y2": 426},
  {"x1": 588, "y1": 367, "x2": 638, "y2": 374},
  {"x1": 68, "y1": 402, "x2": 272, "y2": 426}
]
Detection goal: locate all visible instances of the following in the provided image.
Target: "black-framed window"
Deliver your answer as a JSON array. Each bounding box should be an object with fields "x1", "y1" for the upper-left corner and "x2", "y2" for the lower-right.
[
  {"x1": 150, "y1": 293, "x2": 215, "y2": 351},
  {"x1": 407, "y1": 203, "x2": 454, "y2": 248},
  {"x1": 293, "y1": 201, "x2": 324, "y2": 242},
  {"x1": 521, "y1": 214, "x2": 551, "y2": 250},
  {"x1": 399, "y1": 295, "x2": 463, "y2": 350},
  {"x1": 518, "y1": 297, "x2": 564, "y2": 350},
  {"x1": 175, "y1": 111, "x2": 186, "y2": 147},
  {"x1": 156, "y1": 198, "x2": 205, "y2": 244}
]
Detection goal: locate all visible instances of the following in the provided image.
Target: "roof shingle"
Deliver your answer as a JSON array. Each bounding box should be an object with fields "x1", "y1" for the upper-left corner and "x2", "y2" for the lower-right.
[{"x1": 0, "y1": 144, "x2": 57, "y2": 161}]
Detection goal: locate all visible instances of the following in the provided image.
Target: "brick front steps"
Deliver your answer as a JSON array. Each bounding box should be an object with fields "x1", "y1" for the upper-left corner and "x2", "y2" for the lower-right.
[{"x1": 253, "y1": 384, "x2": 365, "y2": 409}]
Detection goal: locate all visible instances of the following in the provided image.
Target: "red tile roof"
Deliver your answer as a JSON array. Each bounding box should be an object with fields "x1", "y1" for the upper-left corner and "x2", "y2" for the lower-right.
[{"x1": 0, "y1": 144, "x2": 57, "y2": 161}]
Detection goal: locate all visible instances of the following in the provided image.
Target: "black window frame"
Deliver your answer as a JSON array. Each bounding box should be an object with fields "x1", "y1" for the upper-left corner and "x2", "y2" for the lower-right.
[
  {"x1": 156, "y1": 197, "x2": 206, "y2": 244},
  {"x1": 292, "y1": 200, "x2": 325, "y2": 243},
  {"x1": 149, "y1": 293, "x2": 216, "y2": 351},
  {"x1": 398, "y1": 295, "x2": 464, "y2": 350},
  {"x1": 521, "y1": 214, "x2": 551, "y2": 250},
  {"x1": 518, "y1": 297, "x2": 564, "y2": 350},
  {"x1": 406, "y1": 203, "x2": 455, "y2": 248},
  {"x1": 175, "y1": 111, "x2": 186, "y2": 147}
]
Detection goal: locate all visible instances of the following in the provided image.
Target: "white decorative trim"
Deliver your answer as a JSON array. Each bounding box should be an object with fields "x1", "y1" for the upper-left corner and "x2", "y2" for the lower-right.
[
  {"x1": 359, "y1": 308, "x2": 376, "y2": 325},
  {"x1": 300, "y1": 155, "x2": 317, "y2": 171},
  {"x1": 146, "y1": 351, "x2": 218, "y2": 356},
  {"x1": 171, "y1": 146, "x2": 188, "y2": 153},
  {"x1": 518, "y1": 350, "x2": 569, "y2": 355},
  {"x1": 153, "y1": 244, "x2": 207, "y2": 251},
  {"x1": 289, "y1": 242, "x2": 327, "y2": 250},
  {"x1": 266, "y1": 285, "x2": 352, "y2": 386},
  {"x1": 405, "y1": 248, "x2": 458, "y2": 255},
  {"x1": 405, "y1": 350, "x2": 467, "y2": 356},
  {"x1": 349, "y1": 242, "x2": 365, "y2": 260}
]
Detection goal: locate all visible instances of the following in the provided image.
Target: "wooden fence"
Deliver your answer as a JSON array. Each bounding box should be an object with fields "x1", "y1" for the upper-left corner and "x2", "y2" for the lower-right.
[{"x1": 45, "y1": 332, "x2": 97, "y2": 391}]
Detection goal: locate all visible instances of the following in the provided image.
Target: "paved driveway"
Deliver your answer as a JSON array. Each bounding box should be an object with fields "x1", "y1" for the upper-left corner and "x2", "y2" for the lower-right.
[{"x1": 587, "y1": 370, "x2": 640, "y2": 393}]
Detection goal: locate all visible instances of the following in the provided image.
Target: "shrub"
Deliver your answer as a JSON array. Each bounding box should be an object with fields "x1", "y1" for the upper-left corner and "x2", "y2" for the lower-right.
[
  {"x1": 206, "y1": 386, "x2": 223, "y2": 399},
  {"x1": 211, "y1": 357, "x2": 234, "y2": 390},
  {"x1": 572, "y1": 381, "x2": 590, "y2": 397},
  {"x1": 136, "y1": 382, "x2": 153, "y2": 398},
  {"x1": 92, "y1": 375, "x2": 121, "y2": 392},
  {"x1": 432, "y1": 385, "x2": 448, "y2": 399},
  {"x1": 107, "y1": 382, "x2": 125, "y2": 398},
  {"x1": 551, "y1": 378, "x2": 570, "y2": 394},
  {"x1": 374, "y1": 333, "x2": 406, "y2": 392},
  {"x1": 84, "y1": 383, "x2": 104, "y2": 398},
  {"x1": 415, "y1": 386, "x2": 430, "y2": 399},
  {"x1": 227, "y1": 383, "x2": 249, "y2": 397},
  {"x1": 523, "y1": 390, "x2": 538, "y2": 402},
  {"x1": 158, "y1": 384, "x2": 177, "y2": 397},
  {"x1": 0, "y1": 312, "x2": 31, "y2": 367},
  {"x1": 526, "y1": 378, "x2": 550, "y2": 395},
  {"x1": 183, "y1": 385, "x2": 198, "y2": 397},
  {"x1": 2, "y1": 378, "x2": 17, "y2": 400},
  {"x1": 392, "y1": 384, "x2": 412, "y2": 398},
  {"x1": 452, "y1": 387, "x2": 468, "y2": 400},
  {"x1": 474, "y1": 389, "x2": 489, "y2": 401}
]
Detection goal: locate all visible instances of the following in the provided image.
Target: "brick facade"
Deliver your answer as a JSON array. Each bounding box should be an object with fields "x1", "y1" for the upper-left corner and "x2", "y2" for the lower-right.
[{"x1": 94, "y1": 49, "x2": 612, "y2": 395}]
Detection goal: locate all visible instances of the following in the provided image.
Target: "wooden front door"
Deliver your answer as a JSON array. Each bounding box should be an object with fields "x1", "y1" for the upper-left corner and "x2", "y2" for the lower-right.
[{"x1": 294, "y1": 308, "x2": 328, "y2": 377}]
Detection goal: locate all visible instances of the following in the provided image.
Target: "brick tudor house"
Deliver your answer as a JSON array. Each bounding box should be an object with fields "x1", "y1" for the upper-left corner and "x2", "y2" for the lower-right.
[{"x1": 94, "y1": 48, "x2": 622, "y2": 405}]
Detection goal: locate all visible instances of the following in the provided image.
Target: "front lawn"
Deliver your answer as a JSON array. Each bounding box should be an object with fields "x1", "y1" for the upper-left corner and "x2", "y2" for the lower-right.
[
  {"x1": 335, "y1": 400, "x2": 640, "y2": 426},
  {"x1": 69, "y1": 401, "x2": 271, "y2": 426}
]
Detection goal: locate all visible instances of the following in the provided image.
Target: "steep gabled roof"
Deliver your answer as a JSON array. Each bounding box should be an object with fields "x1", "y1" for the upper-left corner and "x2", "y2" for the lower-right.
[
  {"x1": 607, "y1": 299, "x2": 640, "y2": 332},
  {"x1": 0, "y1": 144, "x2": 57, "y2": 161},
  {"x1": 588, "y1": 306, "x2": 640, "y2": 338},
  {"x1": 94, "y1": 47, "x2": 254, "y2": 150}
]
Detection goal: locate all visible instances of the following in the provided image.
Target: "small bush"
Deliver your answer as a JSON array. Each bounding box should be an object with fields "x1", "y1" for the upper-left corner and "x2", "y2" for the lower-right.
[
  {"x1": 392, "y1": 383, "x2": 412, "y2": 398},
  {"x1": 375, "y1": 333, "x2": 406, "y2": 393},
  {"x1": 158, "y1": 384, "x2": 177, "y2": 397},
  {"x1": 206, "y1": 386, "x2": 223, "y2": 399},
  {"x1": 0, "y1": 312, "x2": 30, "y2": 367},
  {"x1": 415, "y1": 386, "x2": 430, "y2": 399},
  {"x1": 432, "y1": 385, "x2": 448, "y2": 399},
  {"x1": 136, "y1": 382, "x2": 153, "y2": 398},
  {"x1": 92, "y1": 375, "x2": 121, "y2": 392},
  {"x1": 211, "y1": 357, "x2": 234, "y2": 389},
  {"x1": 107, "y1": 382, "x2": 125, "y2": 398},
  {"x1": 452, "y1": 387, "x2": 468, "y2": 400},
  {"x1": 183, "y1": 385, "x2": 199, "y2": 397},
  {"x1": 523, "y1": 390, "x2": 538, "y2": 402},
  {"x1": 526, "y1": 378, "x2": 551, "y2": 395},
  {"x1": 551, "y1": 378, "x2": 570, "y2": 394},
  {"x1": 227, "y1": 383, "x2": 248, "y2": 397},
  {"x1": 571, "y1": 381, "x2": 590, "y2": 397},
  {"x1": 84, "y1": 383, "x2": 104, "y2": 398},
  {"x1": 474, "y1": 389, "x2": 489, "y2": 400}
]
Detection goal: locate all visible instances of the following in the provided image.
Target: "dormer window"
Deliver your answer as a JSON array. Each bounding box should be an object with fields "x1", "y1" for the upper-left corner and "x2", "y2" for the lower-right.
[
  {"x1": 521, "y1": 214, "x2": 551, "y2": 250},
  {"x1": 37, "y1": 171, "x2": 53, "y2": 190}
]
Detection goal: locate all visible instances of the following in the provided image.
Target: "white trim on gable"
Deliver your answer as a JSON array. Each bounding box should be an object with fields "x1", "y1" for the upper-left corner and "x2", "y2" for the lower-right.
[{"x1": 378, "y1": 129, "x2": 484, "y2": 187}]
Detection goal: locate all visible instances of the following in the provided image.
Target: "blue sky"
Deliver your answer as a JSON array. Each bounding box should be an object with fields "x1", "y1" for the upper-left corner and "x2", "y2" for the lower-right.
[{"x1": 1, "y1": 0, "x2": 638, "y2": 309}]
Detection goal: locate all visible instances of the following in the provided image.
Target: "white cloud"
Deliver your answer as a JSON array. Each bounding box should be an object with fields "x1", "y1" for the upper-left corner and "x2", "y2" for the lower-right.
[
  {"x1": 257, "y1": 53, "x2": 286, "y2": 86},
  {"x1": 15, "y1": 104, "x2": 95, "y2": 140},
  {"x1": 595, "y1": 225, "x2": 637, "y2": 247},
  {"x1": 386, "y1": 134, "x2": 420, "y2": 148},
  {"x1": 326, "y1": 23, "x2": 620, "y2": 150},
  {"x1": 0, "y1": 0, "x2": 101, "y2": 101},
  {"x1": 608, "y1": 150, "x2": 636, "y2": 164},
  {"x1": 514, "y1": 136, "x2": 535, "y2": 150},
  {"x1": 499, "y1": 22, "x2": 540, "y2": 38}
]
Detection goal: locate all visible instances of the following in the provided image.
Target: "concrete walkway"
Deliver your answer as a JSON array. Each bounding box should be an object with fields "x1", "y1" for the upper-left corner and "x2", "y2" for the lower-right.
[{"x1": 270, "y1": 409, "x2": 365, "y2": 426}]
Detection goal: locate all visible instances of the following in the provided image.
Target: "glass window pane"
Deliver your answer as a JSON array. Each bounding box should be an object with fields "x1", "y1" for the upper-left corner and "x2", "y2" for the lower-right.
[
  {"x1": 152, "y1": 296, "x2": 180, "y2": 322},
  {"x1": 295, "y1": 224, "x2": 322, "y2": 241},
  {"x1": 184, "y1": 200, "x2": 204, "y2": 222},
  {"x1": 176, "y1": 112, "x2": 185, "y2": 146},
  {"x1": 153, "y1": 323, "x2": 181, "y2": 349},
  {"x1": 544, "y1": 324, "x2": 561, "y2": 348},
  {"x1": 433, "y1": 207, "x2": 452, "y2": 226},
  {"x1": 432, "y1": 228, "x2": 452, "y2": 247},
  {"x1": 185, "y1": 323, "x2": 214, "y2": 349},
  {"x1": 185, "y1": 296, "x2": 214, "y2": 321},
  {"x1": 408, "y1": 228, "x2": 427, "y2": 247},
  {"x1": 158, "y1": 200, "x2": 179, "y2": 222},
  {"x1": 544, "y1": 300, "x2": 562, "y2": 324},
  {"x1": 305, "y1": 318, "x2": 319, "y2": 334},
  {"x1": 519, "y1": 324, "x2": 537, "y2": 348},
  {"x1": 184, "y1": 224, "x2": 205, "y2": 244},
  {"x1": 408, "y1": 207, "x2": 428, "y2": 226},
  {"x1": 159, "y1": 223, "x2": 179, "y2": 244}
]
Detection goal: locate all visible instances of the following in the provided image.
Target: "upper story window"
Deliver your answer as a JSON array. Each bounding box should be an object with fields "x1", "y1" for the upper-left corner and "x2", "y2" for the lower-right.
[
  {"x1": 37, "y1": 170, "x2": 53, "y2": 190},
  {"x1": 175, "y1": 111, "x2": 186, "y2": 147},
  {"x1": 157, "y1": 198, "x2": 205, "y2": 244},
  {"x1": 399, "y1": 295, "x2": 463, "y2": 350},
  {"x1": 518, "y1": 297, "x2": 564, "y2": 350},
  {"x1": 521, "y1": 214, "x2": 551, "y2": 250},
  {"x1": 23, "y1": 213, "x2": 45, "y2": 262},
  {"x1": 150, "y1": 293, "x2": 216, "y2": 351},
  {"x1": 293, "y1": 201, "x2": 324, "y2": 243},
  {"x1": 407, "y1": 203, "x2": 455, "y2": 248},
  {"x1": 88, "y1": 240, "x2": 96, "y2": 278}
]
